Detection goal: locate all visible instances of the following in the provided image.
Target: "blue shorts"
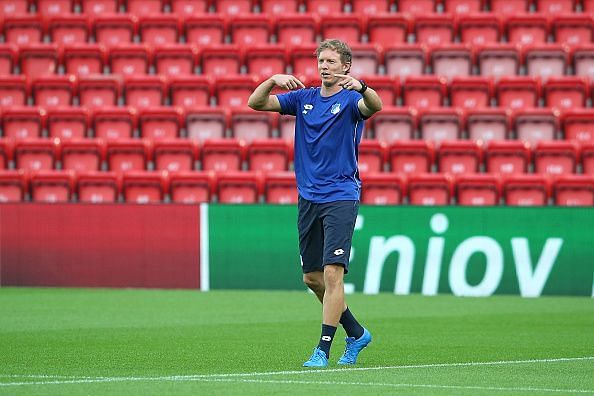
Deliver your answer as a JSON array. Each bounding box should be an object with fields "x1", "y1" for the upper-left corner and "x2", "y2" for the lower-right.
[{"x1": 297, "y1": 197, "x2": 359, "y2": 274}]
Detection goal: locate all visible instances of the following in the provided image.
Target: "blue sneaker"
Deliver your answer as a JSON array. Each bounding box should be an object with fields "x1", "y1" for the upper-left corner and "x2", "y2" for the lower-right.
[
  {"x1": 337, "y1": 327, "x2": 372, "y2": 365},
  {"x1": 303, "y1": 347, "x2": 328, "y2": 368}
]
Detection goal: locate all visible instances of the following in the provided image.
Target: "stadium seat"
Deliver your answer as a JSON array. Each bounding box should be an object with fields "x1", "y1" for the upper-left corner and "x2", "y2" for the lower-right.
[
  {"x1": 153, "y1": 44, "x2": 199, "y2": 77},
  {"x1": 228, "y1": 14, "x2": 272, "y2": 46},
  {"x1": 371, "y1": 107, "x2": 417, "y2": 143},
  {"x1": 358, "y1": 140, "x2": 386, "y2": 173},
  {"x1": 304, "y1": 0, "x2": 344, "y2": 14},
  {"x1": 169, "y1": 76, "x2": 212, "y2": 108},
  {"x1": 384, "y1": 44, "x2": 426, "y2": 80},
  {"x1": 153, "y1": 139, "x2": 199, "y2": 172},
  {"x1": 513, "y1": 108, "x2": 560, "y2": 146},
  {"x1": 3, "y1": 15, "x2": 43, "y2": 45},
  {"x1": 138, "y1": 15, "x2": 181, "y2": 46},
  {"x1": 0, "y1": 44, "x2": 17, "y2": 75},
  {"x1": 543, "y1": 76, "x2": 589, "y2": 109},
  {"x1": 552, "y1": 174, "x2": 594, "y2": 206},
  {"x1": 535, "y1": 0, "x2": 575, "y2": 13},
  {"x1": 109, "y1": 44, "x2": 152, "y2": 76},
  {"x1": 360, "y1": 173, "x2": 407, "y2": 205},
  {"x1": 185, "y1": 15, "x2": 226, "y2": 46},
  {"x1": 0, "y1": 170, "x2": 27, "y2": 202},
  {"x1": 229, "y1": 107, "x2": 275, "y2": 142},
  {"x1": 46, "y1": 107, "x2": 90, "y2": 139},
  {"x1": 485, "y1": 140, "x2": 531, "y2": 174},
  {"x1": 477, "y1": 44, "x2": 521, "y2": 80},
  {"x1": 418, "y1": 107, "x2": 464, "y2": 144},
  {"x1": 215, "y1": 75, "x2": 257, "y2": 108},
  {"x1": 260, "y1": 0, "x2": 299, "y2": 13},
  {"x1": 0, "y1": 139, "x2": 14, "y2": 169},
  {"x1": 14, "y1": 138, "x2": 58, "y2": 171},
  {"x1": 366, "y1": 14, "x2": 410, "y2": 49},
  {"x1": 201, "y1": 45, "x2": 241, "y2": 76},
  {"x1": 19, "y1": 44, "x2": 59, "y2": 79},
  {"x1": 524, "y1": 44, "x2": 569, "y2": 81},
  {"x1": 125, "y1": 0, "x2": 165, "y2": 15},
  {"x1": 185, "y1": 107, "x2": 228, "y2": 141},
  {"x1": 443, "y1": 0, "x2": 484, "y2": 13},
  {"x1": 123, "y1": 75, "x2": 167, "y2": 108},
  {"x1": 450, "y1": 76, "x2": 493, "y2": 109},
  {"x1": 247, "y1": 139, "x2": 291, "y2": 172},
  {"x1": 244, "y1": 44, "x2": 287, "y2": 78},
  {"x1": 77, "y1": 171, "x2": 121, "y2": 203},
  {"x1": 47, "y1": 15, "x2": 90, "y2": 45},
  {"x1": 170, "y1": 0, "x2": 209, "y2": 15},
  {"x1": 80, "y1": 0, "x2": 119, "y2": 14},
  {"x1": 458, "y1": 14, "x2": 501, "y2": 46},
  {"x1": 397, "y1": 0, "x2": 436, "y2": 13},
  {"x1": 201, "y1": 138, "x2": 245, "y2": 172},
  {"x1": 414, "y1": 14, "x2": 456, "y2": 46},
  {"x1": 94, "y1": 14, "x2": 137, "y2": 47},
  {"x1": 350, "y1": 44, "x2": 381, "y2": 76},
  {"x1": 584, "y1": 142, "x2": 594, "y2": 175},
  {"x1": 533, "y1": 140, "x2": 579, "y2": 175},
  {"x1": 78, "y1": 75, "x2": 121, "y2": 108},
  {"x1": 402, "y1": 75, "x2": 447, "y2": 109},
  {"x1": 503, "y1": 174, "x2": 550, "y2": 206},
  {"x1": 278, "y1": 115, "x2": 296, "y2": 141},
  {"x1": 30, "y1": 170, "x2": 75, "y2": 203},
  {"x1": 122, "y1": 171, "x2": 166, "y2": 204},
  {"x1": 35, "y1": 0, "x2": 74, "y2": 14},
  {"x1": 137, "y1": 107, "x2": 183, "y2": 140},
  {"x1": 0, "y1": 75, "x2": 28, "y2": 108},
  {"x1": 216, "y1": 171, "x2": 261, "y2": 203},
  {"x1": 552, "y1": 15, "x2": 594, "y2": 47},
  {"x1": 583, "y1": 0, "x2": 594, "y2": 12},
  {"x1": 31, "y1": 75, "x2": 76, "y2": 108},
  {"x1": 456, "y1": 173, "x2": 501, "y2": 206},
  {"x1": 93, "y1": 107, "x2": 137, "y2": 140},
  {"x1": 388, "y1": 140, "x2": 435, "y2": 174},
  {"x1": 320, "y1": 15, "x2": 362, "y2": 43},
  {"x1": 429, "y1": 44, "x2": 473, "y2": 81},
  {"x1": 407, "y1": 173, "x2": 454, "y2": 205},
  {"x1": 438, "y1": 140, "x2": 482, "y2": 174},
  {"x1": 496, "y1": 76, "x2": 540, "y2": 110},
  {"x1": 2, "y1": 107, "x2": 45, "y2": 139},
  {"x1": 506, "y1": 15, "x2": 549, "y2": 46},
  {"x1": 275, "y1": 14, "x2": 319, "y2": 46},
  {"x1": 358, "y1": 76, "x2": 399, "y2": 107},
  {"x1": 290, "y1": 44, "x2": 320, "y2": 78},
  {"x1": 569, "y1": 44, "x2": 594, "y2": 81},
  {"x1": 0, "y1": 0, "x2": 29, "y2": 17},
  {"x1": 62, "y1": 44, "x2": 106, "y2": 76},
  {"x1": 263, "y1": 171, "x2": 297, "y2": 204},
  {"x1": 213, "y1": 0, "x2": 253, "y2": 14},
  {"x1": 60, "y1": 138, "x2": 105, "y2": 172},
  {"x1": 106, "y1": 139, "x2": 151, "y2": 172},
  {"x1": 465, "y1": 108, "x2": 511, "y2": 142},
  {"x1": 351, "y1": 0, "x2": 391, "y2": 13},
  {"x1": 168, "y1": 170, "x2": 215, "y2": 203},
  {"x1": 562, "y1": 109, "x2": 594, "y2": 143}
]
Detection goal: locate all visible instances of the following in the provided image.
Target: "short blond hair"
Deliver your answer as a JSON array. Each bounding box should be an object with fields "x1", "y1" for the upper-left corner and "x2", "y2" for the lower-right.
[{"x1": 315, "y1": 39, "x2": 352, "y2": 73}]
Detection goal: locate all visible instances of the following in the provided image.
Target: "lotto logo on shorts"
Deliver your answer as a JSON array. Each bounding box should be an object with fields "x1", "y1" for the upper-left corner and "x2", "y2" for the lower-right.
[{"x1": 333, "y1": 249, "x2": 345, "y2": 256}]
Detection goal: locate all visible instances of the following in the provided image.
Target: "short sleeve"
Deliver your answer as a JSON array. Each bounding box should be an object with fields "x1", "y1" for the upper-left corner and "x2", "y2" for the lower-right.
[
  {"x1": 276, "y1": 89, "x2": 301, "y2": 116},
  {"x1": 351, "y1": 91, "x2": 367, "y2": 121}
]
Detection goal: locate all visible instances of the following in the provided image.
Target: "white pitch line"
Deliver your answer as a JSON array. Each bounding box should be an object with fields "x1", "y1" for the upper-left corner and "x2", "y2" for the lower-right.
[{"x1": 0, "y1": 356, "x2": 592, "y2": 388}]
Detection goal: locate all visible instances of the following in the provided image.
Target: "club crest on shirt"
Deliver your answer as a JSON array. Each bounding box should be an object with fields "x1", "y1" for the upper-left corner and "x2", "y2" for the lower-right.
[{"x1": 331, "y1": 103, "x2": 341, "y2": 114}]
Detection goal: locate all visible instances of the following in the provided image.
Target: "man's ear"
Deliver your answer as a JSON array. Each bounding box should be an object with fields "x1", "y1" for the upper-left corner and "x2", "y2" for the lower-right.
[{"x1": 343, "y1": 62, "x2": 351, "y2": 74}]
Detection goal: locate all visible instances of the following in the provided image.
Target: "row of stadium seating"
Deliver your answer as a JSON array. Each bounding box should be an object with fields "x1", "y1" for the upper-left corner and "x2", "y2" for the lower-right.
[
  {"x1": 1, "y1": 169, "x2": 593, "y2": 205},
  {"x1": 2, "y1": 0, "x2": 594, "y2": 16}
]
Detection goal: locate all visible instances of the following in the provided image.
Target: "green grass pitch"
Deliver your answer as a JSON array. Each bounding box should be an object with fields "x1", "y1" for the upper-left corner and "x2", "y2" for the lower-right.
[{"x1": 0, "y1": 288, "x2": 592, "y2": 395}]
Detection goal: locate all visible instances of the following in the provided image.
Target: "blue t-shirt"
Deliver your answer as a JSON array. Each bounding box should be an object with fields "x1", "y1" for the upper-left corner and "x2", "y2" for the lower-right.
[{"x1": 277, "y1": 87, "x2": 366, "y2": 203}]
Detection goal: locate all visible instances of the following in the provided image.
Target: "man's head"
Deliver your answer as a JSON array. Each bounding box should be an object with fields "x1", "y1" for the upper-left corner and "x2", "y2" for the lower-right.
[{"x1": 316, "y1": 39, "x2": 352, "y2": 87}]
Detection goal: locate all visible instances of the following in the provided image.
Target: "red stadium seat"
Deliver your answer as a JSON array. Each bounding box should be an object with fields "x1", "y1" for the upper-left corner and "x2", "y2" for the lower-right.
[
  {"x1": 35, "y1": 0, "x2": 74, "y2": 14},
  {"x1": 62, "y1": 44, "x2": 106, "y2": 76},
  {"x1": 263, "y1": 171, "x2": 297, "y2": 204},
  {"x1": 360, "y1": 173, "x2": 407, "y2": 205},
  {"x1": 0, "y1": 139, "x2": 14, "y2": 169},
  {"x1": 247, "y1": 139, "x2": 291, "y2": 172},
  {"x1": 358, "y1": 140, "x2": 387, "y2": 173},
  {"x1": 552, "y1": 15, "x2": 594, "y2": 47},
  {"x1": 465, "y1": 108, "x2": 511, "y2": 143},
  {"x1": 153, "y1": 139, "x2": 199, "y2": 172},
  {"x1": 2, "y1": 107, "x2": 45, "y2": 140},
  {"x1": 407, "y1": 173, "x2": 454, "y2": 205},
  {"x1": 77, "y1": 171, "x2": 121, "y2": 203},
  {"x1": 276, "y1": 14, "x2": 318, "y2": 46},
  {"x1": 244, "y1": 44, "x2": 287, "y2": 78},
  {"x1": 418, "y1": 107, "x2": 464, "y2": 144},
  {"x1": 278, "y1": 115, "x2": 296, "y2": 141},
  {"x1": 290, "y1": 44, "x2": 319, "y2": 78},
  {"x1": 456, "y1": 173, "x2": 501, "y2": 206},
  {"x1": 122, "y1": 171, "x2": 166, "y2": 203},
  {"x1": 388, "y1": 140, "x2": 435, "y2": 174},
  {"x1": 31, "y1": 75, "x2": 76, "y2": 108},
  {"x1": 214, "y1": 0, "x2": 253, "y2": 14},
  {"x1": 506, "y1": 15, "x2": 549, "y2": 46},
  {"x1": 170, "y1": 0, "x2": 209, "y2": 15},
  {"x1": 553, "y1": 174, "x2": 594, "y2": 206},
  {"x1": 60, "y1": 138, "x2": 105, "y2": 172},
  {"x1": 384, "y1": 44, "x2": 426, "y2": 80},
  {"x1": 138, "y1": 15, "x2": 181, "y2": 46},
  {"x1": 260, "y1": 0, "x2": 299, "y2": 13},
  {"x1": 47, "y1": 15, "x2": 90, "y2": 45},
  {"x1": 137, "y1": 107, "x2": 183, "y2": 140},
  {"x1": 524, "y1": 44, "x2": 569, "y2": 81},
  {"x1": 94, "y1": 14, "x2": 137, "y2": 47},
  {"x1": 19, "y1": 44, "x2": 59, "y2": 79},
  {"x1": 320, "y1": 15, "x2": 362, "y2": 43},
  {"x1": 201, "y1": 138, "x2": 245, "y2": 172},
  {"x1": 352, "y1": 0, "x2": 390, "y2": 13},
  {"x1": 458, "y1": 14, "x2": 502, "y2": 46},
  {"x1": 350, "y1": 44, "x2": 381, "y2": 76},
  {"x1": 109, "y1": 44, "x2": 152, "y2": 76},
  {"x1": 125, "y1": 0, "x2": 165, "y2": 15},
  {"x1": 30, "y1": 170, "x2": 75, "y2": 203},
  {"x1": 443, "y1": 0, "x2": 484, "y2": 13},
  {"x1": 80, "y1": 0, "x2": 119, "y2": 14},
  {"x1": 429, "y1": 44, "x2": 473, "y2": 81},
  {"x1": 397, "y1": 0, "x2": 436, "y2": 13},
  {"x1": 0, "y1": 75, "x2": 28, "y2": 108},
  {"x1": 496, "y1": 76, "x2": 540, "y2": 110},
  {"x1": 583, "y1": 142, "x2": 594, "y2": 175},
  {"x1": 215, "y1": 75, "x2": 258, "y2": 108},
  {"x1": 477, "y1": 44, "x2": 521, "y2": 80},
  {"x1": 170, "y1": 76, "x2": 212, "y2": 108},
  {"x1": 562, "y1": 109, "x2": 594, "y2": 143},
  {"x1": 168, "y1": 171, "x2": 215, "y2": 203},
  {"x1": 371, "y1": 107, "x2": 417, "y2": 143},
  {"x1": 535, "y1": 0, "x2": 575, "y2": 13},
  {"x1": 414, "y1": 14, "x2": 456, "y2": 46},
  {"x1": 583, "y1": 0, "x2": 594, "y2": 12},
  {"x1": 201, "y1": 45, "x2": 241, "y2": 76},
  {"x1": 366, "y1": 14, "x2": 410, "y2": 49},
  {"x1": 358, "y1": 76, "x2": 399, "y2": 107},
  {"x1": 124, "y1": 75, "x2": 167, "y2": 108},
  {"x1": 93, "y1": 107, "x2": 137, "y2": 140},
  {"x1": 543, "y1": 76, "x2": 589, "y2": 110},
  {"x1": 15, "y1": 138, "x2": 58, "y2": 171},
  {"x1": 438, "y1": 140, "x2": 482, "y2": 174},
  {"x1": 153, "y1": 44, "x2": 199, "y2": 77},
  {"x1": 106, "y1": 139, "x2": 150, "y2": 172},
  {"x1": 230, "y1": 107, "x2": 275, "y2": 142},
  {"x1": 0, "y1": 44, "x2": 17, "y2": 75},
  {"x1": 185, "y1": 15, "x2": 226, "y2": 46},
  {"x1": 78, "y1": 75, "x2": 121, "y2": 108},
  {"x1": 513, "y1": 108, "x2": 560, "y2": 146},
  {"x1": 485, "y1": 140, "x2": 531, "y2": 174},
  {"x1": 228, "y1": 14, "x2": 272, "y2": 46},
  {"x1": 503, "y1": 174, "x2": 550, "y2": 206},
  {"x1": 3, "y1": 15, "x2": 43, "y2": 45},
  {"x1": 216, "y1": 171, "x2": 261, "y2": 203},
  {"x1": 46, "y1": 107, "x2": 90, "y2": 139},
  {"x1": 0, "y1": 0, "x2": 29, "y2": 17},
  {"x1": 450, "y1": 76, "x2": 493, "y2": 109},
  {"x1": 402, "y1": 75, "x2": 447, "y2": 109},
  {"x1": 533, "y1": 140, "x2": 579, "y2": 175},
  {"x1": 0, "y1": 170, "x2": 27, "y2": 202},
  {"x1": 304, "y1": 0, "x2": 344, "y2": 14},
  {"x1": 185, "y1": 107, "x2": 228, "y2": 141}
]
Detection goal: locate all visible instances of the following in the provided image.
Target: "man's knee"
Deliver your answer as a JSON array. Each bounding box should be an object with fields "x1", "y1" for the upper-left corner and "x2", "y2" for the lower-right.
[
  {"x1": 324, "y1": 264, "x2": 345, "y2": 289},
  {"x1": 303, "y1": 272, "x2": 324, "y2": 291}
]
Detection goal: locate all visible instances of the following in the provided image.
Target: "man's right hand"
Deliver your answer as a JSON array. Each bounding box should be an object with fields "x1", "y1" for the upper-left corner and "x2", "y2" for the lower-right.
[{"x1": 271, "y1": 74, "x2": 306, "y2": 90}]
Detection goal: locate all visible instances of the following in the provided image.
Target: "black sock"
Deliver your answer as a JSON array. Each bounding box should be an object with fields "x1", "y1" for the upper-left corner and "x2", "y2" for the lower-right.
[
  {"x1": 339, "y1": 307, "x2": 364, "y2": 339},
  {"x1": 317, "y1": 324, "x2": 337, "y2": 358}
]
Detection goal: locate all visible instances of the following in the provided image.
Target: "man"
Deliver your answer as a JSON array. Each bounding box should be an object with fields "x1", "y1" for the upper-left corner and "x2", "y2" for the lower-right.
[{"x1": 248, "y1": 39, "x2": 383, "y2": 367}]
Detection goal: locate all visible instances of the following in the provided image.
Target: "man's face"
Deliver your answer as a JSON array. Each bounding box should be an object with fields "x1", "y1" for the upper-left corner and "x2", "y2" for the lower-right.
[{"x1": 317, "y1": 49, "x2": 349, "y2": 87}]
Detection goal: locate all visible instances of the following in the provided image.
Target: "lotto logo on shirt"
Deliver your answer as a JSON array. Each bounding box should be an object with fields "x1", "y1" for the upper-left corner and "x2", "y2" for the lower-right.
[{"x1": 303, "y1": 104, "x2": 313, "y2": 114}]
